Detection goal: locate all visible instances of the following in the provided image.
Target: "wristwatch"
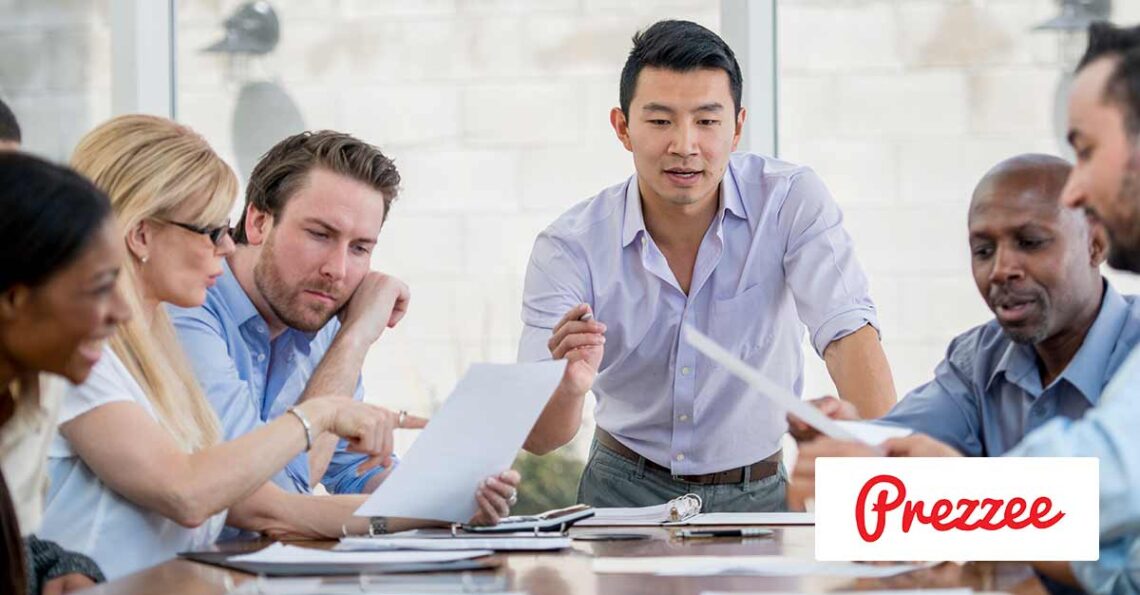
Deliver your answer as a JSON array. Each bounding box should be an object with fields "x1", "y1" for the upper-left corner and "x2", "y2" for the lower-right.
[{"x1": 368, "y1": 516, "x2": 389, "y2": 536}]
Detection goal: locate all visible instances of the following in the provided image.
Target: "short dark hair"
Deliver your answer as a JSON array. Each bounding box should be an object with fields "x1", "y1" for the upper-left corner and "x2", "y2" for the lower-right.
[
  {"x1": 0, "y1": 97, "x2": 20, "y2": 144},
  {"x1": 234, "y1": 130, "x2": 401, "y2": 244},
  {"x1": 0, "y1": 152, "x2": 112, "y2": 291},
  {"x1": 619, "y1": 20, "x2": 743, "y2": 117},
  {"x1": 1077, "y1": 22, "x2": 1140, "y2": 136}
]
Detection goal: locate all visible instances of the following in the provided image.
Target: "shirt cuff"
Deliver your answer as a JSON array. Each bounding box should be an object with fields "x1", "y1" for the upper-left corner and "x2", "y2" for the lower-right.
[
  {"x1": 326, "y1": 454, "x2": 400, "y2": 494},
  {"x1": 810, "y1": 307, "x2": 879, "y2": 356}
]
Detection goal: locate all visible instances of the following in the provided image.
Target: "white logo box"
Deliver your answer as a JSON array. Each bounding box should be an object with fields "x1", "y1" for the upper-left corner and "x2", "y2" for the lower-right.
[{"x1": 815, "y1": 457, "x2": 1099, "y2": 562}]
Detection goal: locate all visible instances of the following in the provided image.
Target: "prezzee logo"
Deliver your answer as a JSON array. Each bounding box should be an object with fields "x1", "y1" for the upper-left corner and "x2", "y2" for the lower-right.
[
  {"x1": 854, "y1": 473, "x2": 1065, "y2": 543},
  {"x1": 815, "y1": 458, "x2": 1098, "y2": 562}
]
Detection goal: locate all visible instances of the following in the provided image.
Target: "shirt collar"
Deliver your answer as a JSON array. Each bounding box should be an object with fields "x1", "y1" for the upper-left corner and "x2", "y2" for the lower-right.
[
  {"x1": 217, "y1": 257, "x2": 321, "y2": 346},
  {"x1": 1057, "y1": 281, "x2": 1127, "y2": 405},
  {"x1": 217, "y1": 258, "x2": 262, "y2": 328},
  {"x1": 988, "y1": 280, "x2": 1125, "y2": 405},
  {"x1": 620, "y1": 161, "x2": 749, "y2": 249}
]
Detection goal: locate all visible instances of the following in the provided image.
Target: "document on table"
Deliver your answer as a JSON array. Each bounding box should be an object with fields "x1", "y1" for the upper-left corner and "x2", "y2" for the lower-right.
[
  {"x1": 229, "y1": 573, "x2": 516, "y2": 595},
  {"x1": 230, "y1": 543, "x2": 492, "y2": 565},
  {"x1": 338, "y1": 535, "x2": 572, "y2": 552},
  {"x1": 594, "y1": 555, "x2": 935, "y2": 577},
  {"x1": 684, "y1": 327, "x2": 913, "y2": 445},
  {"x1": 354, "y1": 361, "x2": 566, "y2": 523},
  {"x1": 702, "y1": 591, "x2": 972, "y2": 595},
  {"x1": 666, "y1": 512, "x2": 815, "y2": 526}
]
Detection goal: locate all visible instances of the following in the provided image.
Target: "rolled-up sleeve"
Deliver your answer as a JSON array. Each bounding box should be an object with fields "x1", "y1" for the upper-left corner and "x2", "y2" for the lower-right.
[
  {"x1": 518, "y1": 232, "x2": 591, "y2": 363},
  {"x1": 777, "y1": 169, "x2": 879, "y2": 356}
]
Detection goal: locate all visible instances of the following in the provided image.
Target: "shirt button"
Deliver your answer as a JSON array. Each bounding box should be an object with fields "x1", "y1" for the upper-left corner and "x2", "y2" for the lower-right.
[
  {"x1": 680, "y1": 366, "x2": 692, "y2": 376},
  {"x1": 257, "y1": 353, "x2": 266, "y2": 362},
  {"x1": 675, "y1": 453, "x2": 685, "y2": 461},
  {"x1": 678, "y1": 414, "x2": 689, "y2": 422},
  {"x1": 641, "y1": 236, "x2": 647, "y2": 247},
  {"x1": 257, "y1": 324, "x2": 266, "y2": 333}
]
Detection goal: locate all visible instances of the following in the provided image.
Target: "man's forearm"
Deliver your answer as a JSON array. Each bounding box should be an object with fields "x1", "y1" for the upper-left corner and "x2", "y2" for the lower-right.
[
  {"x1": 300, "y1": 330, "x2": 371, "y2": 485},
  {"x1": 823, "y1": 324, "x2": 896, "y2": 418},
  {"x1": 523, "y1": 384, "x2": 586, "y2": 455}
]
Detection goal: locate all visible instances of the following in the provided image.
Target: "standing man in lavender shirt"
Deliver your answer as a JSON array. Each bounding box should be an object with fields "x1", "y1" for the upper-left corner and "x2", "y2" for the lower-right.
[{"x1": 517, "y1": 20, "x2": 896, "y2": 512}]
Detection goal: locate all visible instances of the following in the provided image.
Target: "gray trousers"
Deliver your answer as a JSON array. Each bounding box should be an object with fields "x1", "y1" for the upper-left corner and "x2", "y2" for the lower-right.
[{"x1": 577, "y1": 438, "x2": 788, "y2": 512}]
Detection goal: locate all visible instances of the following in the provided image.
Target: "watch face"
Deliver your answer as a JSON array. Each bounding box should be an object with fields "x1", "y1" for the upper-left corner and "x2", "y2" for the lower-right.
[{"x1": 369, "y1": 517, "x2": 388, "y2": 535}]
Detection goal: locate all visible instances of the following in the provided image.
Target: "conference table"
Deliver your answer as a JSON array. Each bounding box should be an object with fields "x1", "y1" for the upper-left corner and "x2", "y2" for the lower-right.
[{"x1": 86, "y1": 525, "x2": 1048, "y2": 594}]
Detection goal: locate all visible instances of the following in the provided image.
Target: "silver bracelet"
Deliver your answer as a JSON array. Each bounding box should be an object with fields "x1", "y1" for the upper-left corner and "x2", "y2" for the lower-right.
[{"x1": 286, "y1": 406, "x2": 313, "y2": 452}]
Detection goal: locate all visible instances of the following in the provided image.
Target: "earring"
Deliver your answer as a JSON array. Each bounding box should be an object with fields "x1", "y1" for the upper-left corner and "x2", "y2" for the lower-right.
[{"x1": 140, "y1": 255, "x2": 149, "y2": 264}]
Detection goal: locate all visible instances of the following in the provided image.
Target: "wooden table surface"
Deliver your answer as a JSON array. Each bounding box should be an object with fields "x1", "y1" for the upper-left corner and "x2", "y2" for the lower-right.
[{"x1": 85, "y1": 526, "x2": 1049, "y2": 594}]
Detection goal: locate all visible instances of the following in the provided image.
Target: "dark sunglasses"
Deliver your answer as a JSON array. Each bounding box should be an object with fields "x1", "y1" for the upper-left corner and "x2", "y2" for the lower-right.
[{"x1": 159, "y1": 219, "x2": 232, "y2": 246}]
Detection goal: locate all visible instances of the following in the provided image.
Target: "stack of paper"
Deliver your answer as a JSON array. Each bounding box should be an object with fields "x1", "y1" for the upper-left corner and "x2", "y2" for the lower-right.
[
  {"x1": 337, "y1": 535, "x2": 571, "y2": 552},
  {"x1": 594, "y1": 555, "x2": 936, "y2": 578},
  {"x1": 701, "y1": 591, "x2": 972, "y2": 595},
  {"x1": 229, "y1": 543, "x2": 493, "y2": 565}
]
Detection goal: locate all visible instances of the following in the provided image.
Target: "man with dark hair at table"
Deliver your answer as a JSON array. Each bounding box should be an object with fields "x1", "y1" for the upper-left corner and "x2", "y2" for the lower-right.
[{"x1": 518, "y1": 19, "x2": 895, "y2": 512}]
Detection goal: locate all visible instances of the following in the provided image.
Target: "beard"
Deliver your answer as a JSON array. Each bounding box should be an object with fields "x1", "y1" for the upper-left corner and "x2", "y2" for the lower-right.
[
  {"x1": 1105, "y1": 162, "x2": 1140, "y2": 274},
  {"x1": 252, "y1": 232, "x2": 344, "y2": 333},
  {"x1": 988, "y1": 286, "x2": 1051, "y2": 345},
  {"x1": 1004, "y1": 323, "x2": 1051, "y2": 346}
]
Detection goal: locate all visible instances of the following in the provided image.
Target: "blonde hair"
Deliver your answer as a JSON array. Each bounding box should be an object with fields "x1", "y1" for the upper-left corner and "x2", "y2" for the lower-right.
[{"x1": 71, "y1": 114, "x2": 235, "y2": 451}]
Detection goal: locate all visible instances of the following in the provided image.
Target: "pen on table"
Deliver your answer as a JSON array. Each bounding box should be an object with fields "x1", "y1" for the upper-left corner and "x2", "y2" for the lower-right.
[{"x1": 678, "y1": 528, "x2": 773, "y2": 539}]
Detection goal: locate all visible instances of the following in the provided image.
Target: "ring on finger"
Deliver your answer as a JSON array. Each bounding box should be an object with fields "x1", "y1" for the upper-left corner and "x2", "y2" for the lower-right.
[
  {"x1": 397, "y1": 410, "x2": 407, "y2": 428},
  {"x1": 507, "y1": 489, "x2": 518, "y2": 506}
]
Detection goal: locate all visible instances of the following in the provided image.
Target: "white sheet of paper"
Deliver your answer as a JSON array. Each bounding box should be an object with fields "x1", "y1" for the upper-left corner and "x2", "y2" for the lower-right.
[
  {"x1": 230, "y1": 576, "x2": 523, "y2": 595},
  {"x1": 594, "y1": 555, "x2": 933, "y2": 578},
  {"x1": 683, "y1": 326, "x2": 859, "y2": 441},
  {"x1": 668, "y1": 512, "x2": 815, "y2": 526},
  {"x1": 229, "y1": 543, "x2": 492, "y2": 565},
  {"x1": 702, "y1": 590, "x2": 971, "y2": 595},
  {"x1": 836, "y1": 420, "x2": 913, "y2": 445},
  {"x1": 338, "y1": 536, "x2": 571, "y2": 552},
  {"x1": 354, "y1": 361, "x2": 566, "y2": 522}
]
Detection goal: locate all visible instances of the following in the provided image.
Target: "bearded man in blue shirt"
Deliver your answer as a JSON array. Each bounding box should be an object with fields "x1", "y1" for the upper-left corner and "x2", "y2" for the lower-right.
[{"x1": 793, "y1": 23, "x2": 1140, "y2": 593}]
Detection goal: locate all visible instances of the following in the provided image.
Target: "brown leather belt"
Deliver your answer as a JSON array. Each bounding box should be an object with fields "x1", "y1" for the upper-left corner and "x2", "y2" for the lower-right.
[{"x1": 595, "y1": 428, "x2": 780, "y2": 486}]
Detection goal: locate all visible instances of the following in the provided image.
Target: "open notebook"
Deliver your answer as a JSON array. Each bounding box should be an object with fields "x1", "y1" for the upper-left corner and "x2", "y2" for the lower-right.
[{"x1": 576, "y1": 494, "x2": 702, "y2": 526}]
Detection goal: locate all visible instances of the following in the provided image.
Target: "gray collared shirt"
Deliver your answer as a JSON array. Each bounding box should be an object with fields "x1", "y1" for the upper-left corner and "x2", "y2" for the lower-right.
[{"x1": 881, "y1": 282, "x2": 1140, "y2": 456}]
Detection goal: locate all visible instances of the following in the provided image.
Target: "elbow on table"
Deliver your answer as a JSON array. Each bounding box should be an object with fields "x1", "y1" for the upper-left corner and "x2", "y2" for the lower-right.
[{"x1": 160, "y1": 489, "x2": 216, "y2": 529}]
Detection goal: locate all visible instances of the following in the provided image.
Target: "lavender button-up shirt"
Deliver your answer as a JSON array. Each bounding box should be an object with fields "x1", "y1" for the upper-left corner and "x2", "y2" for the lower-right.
[{"x1": 518, "y1": 153, "x2": 879, "y2": 475}]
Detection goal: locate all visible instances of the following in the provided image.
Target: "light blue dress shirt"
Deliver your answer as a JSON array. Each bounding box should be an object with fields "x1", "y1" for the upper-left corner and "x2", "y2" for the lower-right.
[
  {"x1": 518, "y1": 153, "x2": 879, "y2": 475},
  {"x1": 879, "y1": 283, "x2": 1140, "y2": 456},
  {"x1": 1006, "y1": 338, "x2": 1140, "y2": 594},
  {"x1": 169, "y1": 260, "x2": 383, "y2": 495}
]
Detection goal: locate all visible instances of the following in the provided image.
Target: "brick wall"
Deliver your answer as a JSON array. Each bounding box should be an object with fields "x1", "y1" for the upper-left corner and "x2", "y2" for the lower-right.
[
  {"x1": 6, "y1": 0, "x2": 1140, "y2": 462},
  {"x1": 782, "y1": 0, "x2": 1140, "y2": 398}
]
